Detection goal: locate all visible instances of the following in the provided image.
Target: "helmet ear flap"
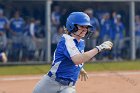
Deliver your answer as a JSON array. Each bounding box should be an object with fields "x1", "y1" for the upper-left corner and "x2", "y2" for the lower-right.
[{"x1": 71, "y1": 24, "x2": 78, "y2": 33}]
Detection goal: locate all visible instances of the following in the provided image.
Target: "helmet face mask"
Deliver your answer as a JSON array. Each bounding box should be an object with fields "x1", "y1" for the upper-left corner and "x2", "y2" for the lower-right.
[
  {"x1": 69, "y1": 24, "x2": 94, "y2": 38},
  {"x1": 69, "y1": 24, "x2": 92, "y2": 35}
]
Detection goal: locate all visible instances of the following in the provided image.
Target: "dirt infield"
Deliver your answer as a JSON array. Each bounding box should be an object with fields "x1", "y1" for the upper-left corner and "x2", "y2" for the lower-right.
[{"x1": 0, "y1": 71, "x2": 140, "y2": 93}]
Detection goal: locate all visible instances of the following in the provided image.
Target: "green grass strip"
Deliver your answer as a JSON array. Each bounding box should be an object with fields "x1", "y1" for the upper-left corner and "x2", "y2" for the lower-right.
[
  {"x1": 84, "y1": 61, "x2": 140, "y2": 72},
  {"x1": 0, "y1": 61, "x2": 140, "y2": 75},
  {"x1": 0, "y1": 65, "x2": 51, "y2": 75}
]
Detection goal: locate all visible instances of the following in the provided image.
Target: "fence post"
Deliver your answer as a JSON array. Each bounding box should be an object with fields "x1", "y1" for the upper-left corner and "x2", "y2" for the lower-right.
[{"x1": 129, "y1": 1, "x2": 136, "y2": 60}]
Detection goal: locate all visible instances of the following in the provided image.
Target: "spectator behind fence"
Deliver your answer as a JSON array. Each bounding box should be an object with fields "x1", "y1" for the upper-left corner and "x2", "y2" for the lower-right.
[
  {"x1": 51, "y1": 5, "x2": 61, "y2": 50},
  {"x1": 100, "y1": 12, "x2": 113, "y2": 42},
  {"x1": 112, "y1": 11, "x2": 117, "y2": 24},
  {"x1": 60, "y1": 8, "x2": 68, "y2": 26},
  {"x1": 135, "y1": 15, "x2": 140, "y2": 58},
  {"x1": 0, "y1": 9, "x2": 9, "y2": 53},
  {"x1": 51, "y1": 26, "x2": 64, "y2": 56},
  {"x1": 112, "y1": 14, "x2": 125, "y2": 61},
  {"x1": 99, "y1": 12, "x2": 113, "y2": 60},
  {"x1": 9, "y1": 10, "x2": 25, "y2": 61},
  {"x1": 51, "y1": 5, "x2": 61, "y2": 35},
  {"x1": 35, "y1": 23, "x2": 46, "y2": 61},
  {"x1": 24, "y1": 17, "x2": 38, "y2": 61},
  {"x1": 51, "y1": 5, "x2": 61, "y2": 27},
  {"x1": 84, "y1": 8, "x2": 100, "y2": 50}
]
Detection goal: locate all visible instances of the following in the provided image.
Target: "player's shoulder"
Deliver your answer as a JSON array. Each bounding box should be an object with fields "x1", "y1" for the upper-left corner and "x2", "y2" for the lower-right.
[
  {"x1": 57, "y1": 34, "x2": 74, "y2": 47},
  {"x1": 59, "y1": 34, "x2": 73, "y2": 42},
  {"x1": 63, "y1": 34, "x2": 74, "y2": 40},
  {"x1": 62, "y1": 34, "x2": 85, "y2": 44}
]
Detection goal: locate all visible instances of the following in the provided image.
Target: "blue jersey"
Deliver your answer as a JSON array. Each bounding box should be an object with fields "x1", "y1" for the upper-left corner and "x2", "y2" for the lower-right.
[
  {"x1": 48, "y1": 34, "x2": 85, "y2": 82},
  {"x1": 10, "y1": 17, "x2": 25, "y2": 33},
  {"x1": 112, "y1": 22, "x2": 125, "y2": 40},
  {"x1": 90, "y1": 17, "x2": 100, "y2": 31},
  {"x1": 0, "y1": 17, "x2": 8, "y2": 32},
  {"x1": 100, "y1": 19, "x2": 113, "y2": 39},
  {"x1": 135, "y1": 22, "x2": 140, "y2": 36}
]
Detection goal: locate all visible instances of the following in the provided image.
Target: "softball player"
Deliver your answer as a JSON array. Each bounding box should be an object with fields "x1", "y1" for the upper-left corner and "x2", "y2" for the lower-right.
[
  {"x1": 0, "y1": 9, "x2": 9, "y2": 53},
  {"x1": 33, "y1": 12, "x2": 113, "y2": 93},
  {"x1": 9, "y1": 11, "x2": 25, "y2": 61}
]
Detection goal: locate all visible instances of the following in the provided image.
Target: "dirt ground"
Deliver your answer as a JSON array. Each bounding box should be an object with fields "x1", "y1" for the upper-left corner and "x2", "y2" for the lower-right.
[{"x1": 0, "y1": 71, "x2": 140, "y2": 93}]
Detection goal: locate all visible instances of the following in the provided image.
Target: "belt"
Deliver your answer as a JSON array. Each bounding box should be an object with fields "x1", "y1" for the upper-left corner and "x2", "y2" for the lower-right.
[{"x1": 48, "y1": 72, "x2": 75, "y2": 86}]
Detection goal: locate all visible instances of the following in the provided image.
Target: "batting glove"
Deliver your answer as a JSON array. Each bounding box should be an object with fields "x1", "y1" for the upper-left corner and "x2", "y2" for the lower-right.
[{"x1": 96, "y1": 41, "x2": 113, "y2": 52}]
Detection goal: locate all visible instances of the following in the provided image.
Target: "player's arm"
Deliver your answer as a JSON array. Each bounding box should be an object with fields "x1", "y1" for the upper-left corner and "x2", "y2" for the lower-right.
[
  {"x1": 71, "y1": 41, "x2": 113, "y2": 65},
  {"x1": 71, "y1": 47, "x2": 99, "y2": 65}
]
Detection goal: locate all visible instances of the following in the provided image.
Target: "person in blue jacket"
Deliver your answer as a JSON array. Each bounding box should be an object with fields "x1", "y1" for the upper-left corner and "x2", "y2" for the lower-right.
[
  {"x1": 0, "y1": 9, "x2": 9, "y2": 54},
  {"x1": 9, "y1": 10, "x2": 25, "y2": 61},
  {"x1": 33, "y1": 12, "x2": 113, "y2": 93},
  {"x1": 112, "y1": 14, "x2": 125, "y2": 60}
]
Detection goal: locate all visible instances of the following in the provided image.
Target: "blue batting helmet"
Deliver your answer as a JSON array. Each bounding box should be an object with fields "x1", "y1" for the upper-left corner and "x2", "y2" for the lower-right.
[{"x1": 66, "y1": 12, "x2": 92, "y2": 32}]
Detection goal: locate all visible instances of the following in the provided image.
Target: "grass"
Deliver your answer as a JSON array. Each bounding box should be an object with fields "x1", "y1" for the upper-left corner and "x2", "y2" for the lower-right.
[
  {"x1": 84, "y1": 61, "x2": 140, "y2": 72},
  {"x1": 0, "y1": 61, "x2": 140, "y2": 75},
  {"x1": 0, "y1": 65, "x2": 51, "y2": 75}
]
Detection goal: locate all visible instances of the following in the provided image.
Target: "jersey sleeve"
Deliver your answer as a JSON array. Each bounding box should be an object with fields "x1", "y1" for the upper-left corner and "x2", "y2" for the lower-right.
[{"x1": 63, "y1": 34, "x2": 81, "y2": 57}]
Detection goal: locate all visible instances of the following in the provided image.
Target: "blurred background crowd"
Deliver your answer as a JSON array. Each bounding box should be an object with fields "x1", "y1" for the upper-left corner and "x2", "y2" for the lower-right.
[
  {"x1": 0, "y1": 0, "x2": 140, "y2": 63},
  {"x1": 0, "y1": 1, "x2": 46, "y2": 62}
]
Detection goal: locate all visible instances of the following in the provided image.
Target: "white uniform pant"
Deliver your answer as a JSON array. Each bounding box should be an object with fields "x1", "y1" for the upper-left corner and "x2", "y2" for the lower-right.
[
  {"x1": 0, "y1": 34, "x2": 7, "y2": 49},
  {"x1": 32, "y1": 75, "x2": 76, "y2": 93}
]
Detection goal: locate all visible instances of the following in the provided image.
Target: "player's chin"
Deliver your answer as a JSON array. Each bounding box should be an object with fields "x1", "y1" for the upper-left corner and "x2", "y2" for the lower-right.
[
  {"x1": 79, "y1": 33, "x2": 86, "y2": 38},
  {"x1": 81, "y1": 34, "x2": 86, "y2": 38}
]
